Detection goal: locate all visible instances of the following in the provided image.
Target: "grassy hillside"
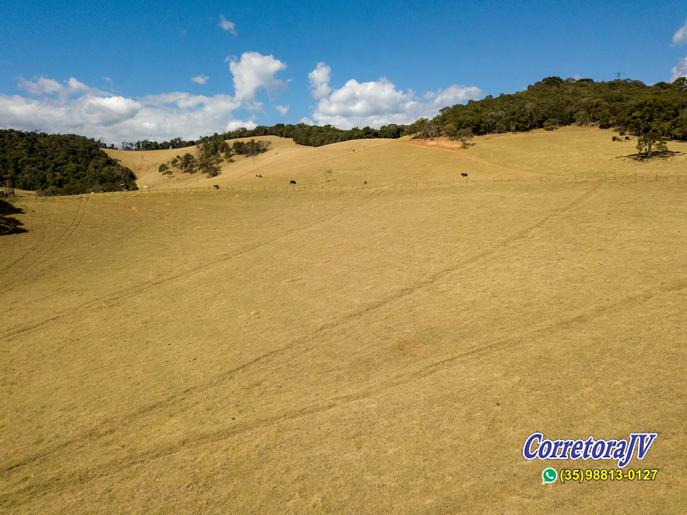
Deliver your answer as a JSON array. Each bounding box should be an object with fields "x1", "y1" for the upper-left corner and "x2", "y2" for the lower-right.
[
  {"x1": 2, "y1": 129, "x2": 686, "y2": 512},
  {"x1": 109, "y1": 127, "x2": 687, "y2": 190}
]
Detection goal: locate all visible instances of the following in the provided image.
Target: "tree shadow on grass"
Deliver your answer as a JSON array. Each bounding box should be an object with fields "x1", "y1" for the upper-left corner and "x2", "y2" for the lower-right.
[
  {"x1": 617, "y1": 150, "x2": 684, "y2": 162},
  {"x1": 0, "y1": 199, "x2": 28, "y2": 235}
]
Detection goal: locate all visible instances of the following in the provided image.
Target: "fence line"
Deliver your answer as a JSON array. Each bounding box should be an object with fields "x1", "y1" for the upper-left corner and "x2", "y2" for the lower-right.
[
  {"x1": 20, "y1": 173, "x2": 687, "y2": 201},
  {"x1": 130, "y1": 173, "x2": 686, "y2": 193}
]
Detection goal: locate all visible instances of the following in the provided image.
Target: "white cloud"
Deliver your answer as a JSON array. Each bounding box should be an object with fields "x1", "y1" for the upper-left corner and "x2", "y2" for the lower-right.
[
  {"x1": 226, "y1": 119, "x2": 256, "y2": 131},
  {"x1": 671, "y1": 57, "x2": 687, "y2": 81},
  {"x1": 228, "y1": 51, "x2": 287, "y2": 104},
  {"x1": 673, "y1": 20, "x2": 687, "y2": 46},
  {"x1": 79, "y1": 96, "x2": 141, "y2": 125},
  {"x1": 1, "y1": 52, "x2": 288, "y2": 143},
  {"x1": 0, "y1": 77, "x2": 255, "y2": 144},
  {"x1": 19, "y1": 77, "x2": 63, "y2": 95},
  {"x1": 218, "y1": 14, "x2": 237, "y2": 36},
  {"x1": 308, "y1": 62, "x2": 331, "y2": 99},
  {"x1": 308, "y1": 63, "x2": 481, "y2": 129},
  {"x1": 429, "y1": 85, "x2": 483, "y2": 106},
  {"x1": 19, "y1": 76, "x2": 96, "y2": 97}
]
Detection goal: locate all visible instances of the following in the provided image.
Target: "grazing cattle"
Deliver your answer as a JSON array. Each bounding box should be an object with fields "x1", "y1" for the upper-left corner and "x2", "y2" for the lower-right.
[
  {"x1": 362, "y1": 180, "x2": 368, "y2": 185},
  {"x1": 213, "y1": 184, "x2": 220, "y2": 190},
  {"x1": 289, "y1": 179, "x2": 297, "y2": 185},
  {"x1": 255, "y1": 173, "x2": 263, "y2": 178},
  {"x1": 142, "y1": 185, "x2": 150, "y2": 190},
  {"x1": 461, "y1": 172, "x2": 469, "y2": 177}
]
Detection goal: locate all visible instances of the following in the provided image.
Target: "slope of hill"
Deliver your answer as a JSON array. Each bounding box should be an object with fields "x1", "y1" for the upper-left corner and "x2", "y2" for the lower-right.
[
  {"x1": 109, "y1": 127, "x2": 687, "y2": 191},
  {"x1": 2, "y1": 129, "x2": 687, "y2": 512}
]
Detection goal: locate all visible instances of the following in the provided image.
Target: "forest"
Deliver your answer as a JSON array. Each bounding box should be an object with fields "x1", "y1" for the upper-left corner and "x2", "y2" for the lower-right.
[
  {"x1": 0, "y1": 130, "x2": 137, "y2": 195},
  {"x1": 127, "y1": 123, "x2": 406, "y2": 150},
  {"x1": 412, "y1": 76, "x2": 687, "y2": 143}
]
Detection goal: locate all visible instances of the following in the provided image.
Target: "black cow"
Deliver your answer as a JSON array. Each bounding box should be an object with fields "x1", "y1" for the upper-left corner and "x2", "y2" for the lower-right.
[
  {"x1": 213, "y1": 184, "x2": 220, "y2": 190},
  {"x1": 289, "y1": 179, "x2": 297, "y2": 185},
  {"x1": 461, "y1": 172, "x2": 468, "y2": 177}
]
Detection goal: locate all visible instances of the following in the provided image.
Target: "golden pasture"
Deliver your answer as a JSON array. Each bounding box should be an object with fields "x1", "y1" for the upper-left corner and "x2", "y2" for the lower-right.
[{"x1": 1, "y1": 127, "x2": 686, "y2": 512}]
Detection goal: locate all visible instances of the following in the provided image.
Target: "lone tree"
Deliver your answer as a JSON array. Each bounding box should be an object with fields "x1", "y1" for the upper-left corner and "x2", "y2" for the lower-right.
[
  {"x1": 636, "y1": 131, "x2": 668, "y2": 158},
  {"x1": 627, "y1": 99, "x2": 671, "y2": 159}
]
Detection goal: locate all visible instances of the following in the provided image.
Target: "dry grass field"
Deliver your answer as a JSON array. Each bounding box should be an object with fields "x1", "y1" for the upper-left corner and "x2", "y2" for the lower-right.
[{"x1": 1, "y1": 127, "x2": 686, "y2": 513}]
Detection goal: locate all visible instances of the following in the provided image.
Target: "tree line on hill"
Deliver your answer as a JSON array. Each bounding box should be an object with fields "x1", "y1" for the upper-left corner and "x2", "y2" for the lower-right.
[
  {"x1": 158, "y1": 136, "x2": 270, "y2": 177},
  {"x1": 123, "y1": 77, "x2": 686, "y2": 157},
  {"x1": 1, "y1": 77, "x2": 684, "y2": 197},
  {"x1": 0, "y1": 130, "x2": 138, "y2": 195},
  {"x1": 410, "y1": 76, "x2": 686, "y2": 157},
  {"x1": 127, "y1": 123, "x2": 406, "y2": 150}
]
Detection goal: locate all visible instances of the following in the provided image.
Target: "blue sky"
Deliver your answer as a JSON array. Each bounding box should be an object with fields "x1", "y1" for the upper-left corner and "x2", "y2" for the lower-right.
[{"x1": 1, "y1": 0, "x2": 686, "y2": 143}]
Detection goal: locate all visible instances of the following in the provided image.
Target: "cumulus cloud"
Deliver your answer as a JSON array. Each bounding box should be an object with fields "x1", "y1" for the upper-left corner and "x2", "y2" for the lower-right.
[
  {"x1": 671, "y1": 57, "x2": 687, "y2": 81},
  {"x1": 2, "y1": 51, "x2": 289, "y2": 143},
  {"x1": 307, "y1": 62, "x2": 481, "y2": 128},
  {"x1": 79, "y1": 96, "x2": 142, "y2": 125},
  {"x1": 428, "y1": 85, "x2": 483, "y2": 106},
  {"x1": 0, "y1": 77, "x2": 256, "y2": 144},
  {"x1": 228, "y1": 51, "x2": 287, "y2": 104},
  {"x1": 308, "y1": 62, "x2": 331, "y2": 99},
  {"x1": 226, "y1": 119, "x2": 256, "y2": 131},
  {"x1": 218, "y1": 14, "x2": 237, "y2": 36},
  {"x1": 673, "y1": 20, "x2": 687, "y2": 46},
  {"x1": 19, "y1": 76, "x2": 95, "y2": 97}
]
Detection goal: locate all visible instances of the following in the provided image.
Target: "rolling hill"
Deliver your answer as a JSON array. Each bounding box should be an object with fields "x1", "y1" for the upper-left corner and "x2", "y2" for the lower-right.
[
  {"x1": 107, "y1": 127, "x2": 687, "y2": 191},
  {"x1": 2, "y1": 127, "x2": 686, "y2": 512}
]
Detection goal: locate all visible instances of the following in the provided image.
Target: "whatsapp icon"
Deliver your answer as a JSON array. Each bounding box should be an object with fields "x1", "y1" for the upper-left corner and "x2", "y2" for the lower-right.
[{"x1": 542, "y1": 467, "x2": 558, "y2": 484}]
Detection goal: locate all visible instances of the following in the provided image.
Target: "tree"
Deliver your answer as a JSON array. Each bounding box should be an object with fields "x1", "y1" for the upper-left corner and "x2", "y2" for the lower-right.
[
  {"x1": 442, "y1": 122, "x2": 458, "y2": 140},
  {"x1": 455, "y1": 128, "x2": 474, "y2": 148},
  {"x1": 543, "y1": 118, "x2": 559, "y2": 131},
  {"x1": 636, "y1": 131, "x2": 668, "y2": 158},
  {"x1": 627, "y1": 99, "x2": 671, "y2": 158},
  {"x1": 179, "y1": 153, "x2": 197, "y2": 173}
]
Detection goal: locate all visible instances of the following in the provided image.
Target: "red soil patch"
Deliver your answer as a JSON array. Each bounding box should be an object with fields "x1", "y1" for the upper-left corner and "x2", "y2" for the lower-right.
[{"x1": 406, "y1": 139, "x2": 463, "y2": 150}]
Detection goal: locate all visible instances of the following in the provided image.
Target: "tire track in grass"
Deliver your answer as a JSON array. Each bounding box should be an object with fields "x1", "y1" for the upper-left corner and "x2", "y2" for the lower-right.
[
  {"x1": 0, "y1": 197, "x2": 88, "y2": 294},
  {"x1": 62, "y1": 196, "x2": 89, "y2": 241},
  {"x1": 2, "y1": 276, "x2": 683, "y2": 508},
  {"x1": 1, "y1": 183, "x2": 602, "y2": 476},
  {"x1": 0, "y1": 190, "x2": 384, "y2": 341},
  {"x1": 0, "y1": 212, "x2": 47, "y2": 276}
]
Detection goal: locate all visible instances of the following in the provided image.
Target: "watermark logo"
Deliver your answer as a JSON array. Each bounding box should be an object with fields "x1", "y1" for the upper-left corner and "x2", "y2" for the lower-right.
[{"x1": 523, "y1": 432, "x2": 657, "y2": 468}]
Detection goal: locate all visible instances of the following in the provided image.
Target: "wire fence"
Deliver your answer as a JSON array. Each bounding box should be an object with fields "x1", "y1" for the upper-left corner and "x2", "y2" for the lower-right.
[
  {"x1": 20, "y1": 172, "x2": 687, "y2": 201},
  {"x1": 130, "y1": 172, "x2": 687, "y2": 193}
]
